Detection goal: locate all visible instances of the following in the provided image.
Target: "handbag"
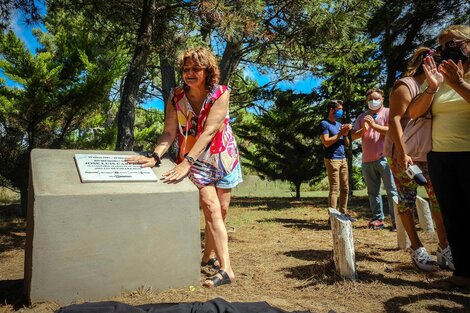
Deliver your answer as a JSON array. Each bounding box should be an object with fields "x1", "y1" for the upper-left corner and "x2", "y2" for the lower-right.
[{"x1": 402, "y1": 113, "x2": 432, "y2": 161}]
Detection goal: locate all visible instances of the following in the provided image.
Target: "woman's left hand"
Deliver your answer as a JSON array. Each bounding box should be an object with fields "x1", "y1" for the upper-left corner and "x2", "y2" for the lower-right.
[
  {"x1": 161, "y1": 161, "x2": 191, "y2": 183},
  {"x1": 439, "y1": 59, "x2": 465, "y2": 87}
]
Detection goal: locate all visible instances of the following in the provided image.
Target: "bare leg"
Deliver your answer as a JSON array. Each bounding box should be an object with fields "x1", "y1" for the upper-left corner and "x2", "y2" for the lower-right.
[
  {"x1": 202, "y1": 189, "x2": 231, "y2": 263},
  {"x1": 199, "y1": 184, "x2": 234, "y2": 286}
]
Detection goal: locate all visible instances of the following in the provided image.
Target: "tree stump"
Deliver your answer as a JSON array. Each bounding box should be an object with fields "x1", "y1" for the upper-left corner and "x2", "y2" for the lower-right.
[
  {"x1": 393, "y1": 196, "x2": 410, "y2": 250},
  {"x1": 415, "y1": 196, "x2": 435, "y2": 233},
  {"x1": 328, "y1": 208, "x2": 356, "y2": 280}
]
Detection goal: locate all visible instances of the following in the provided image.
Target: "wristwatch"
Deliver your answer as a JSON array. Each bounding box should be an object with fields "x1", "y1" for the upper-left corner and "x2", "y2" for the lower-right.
[
  {"x1": 146, "y1": 151, "x2": 161, "y2": 166},
  {"x1": 184, "y1": 155, "x2": 195, "y2": 165}
]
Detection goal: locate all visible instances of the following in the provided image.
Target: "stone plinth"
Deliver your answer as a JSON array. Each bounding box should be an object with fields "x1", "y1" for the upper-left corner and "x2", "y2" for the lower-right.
[{"x1": 25, "y1": 149, "x2": 200, "y2": 305}]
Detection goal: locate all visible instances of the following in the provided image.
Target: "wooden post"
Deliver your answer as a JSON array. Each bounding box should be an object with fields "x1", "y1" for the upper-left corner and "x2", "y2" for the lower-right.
[
  {"x1": 393, "y1": 196, "x2": 410, "y2": 250},
  {"x1": 415, "y1": 196, "x2": 435, "y2": 233},
  {"x1": 328, "y1": 208, "x2": 356, "y2": 280}
]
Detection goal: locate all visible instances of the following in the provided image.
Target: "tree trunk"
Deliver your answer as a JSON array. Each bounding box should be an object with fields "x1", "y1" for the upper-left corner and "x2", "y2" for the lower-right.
[
  {"x1": 159, "y1": 53, "x2": 176, "y2": 114},
  {"x1": 116, "y1": 0, "x2": 157, "y2": 151},
  {"x1": 329, "y1": 208, "x2": 356, "y2": 280},
  {"x1": 295, "y1": 181, "x2": 301, "y2": 200},
  {"x1": 219, "y1": 39, "x2": 243, "y2": 85},
  {"x1": 347, "y1": 137, "x2": 353, "y2": 197}
]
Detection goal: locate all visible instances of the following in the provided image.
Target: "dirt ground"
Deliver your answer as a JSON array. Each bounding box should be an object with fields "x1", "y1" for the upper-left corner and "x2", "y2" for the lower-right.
[{"x1": 1, "y1": 197, "x2": 469, "y2": 313}]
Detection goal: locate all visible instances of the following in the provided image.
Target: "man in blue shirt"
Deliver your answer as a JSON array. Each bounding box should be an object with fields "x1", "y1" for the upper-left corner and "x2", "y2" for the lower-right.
[{"x1": 320, "y1": 100, "x2": 354, "y2": 220}]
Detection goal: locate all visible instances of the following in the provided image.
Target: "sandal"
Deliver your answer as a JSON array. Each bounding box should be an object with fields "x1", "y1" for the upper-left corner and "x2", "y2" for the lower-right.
[
  {"x1": 200, "y1": 257, "x2": 220, "y2": 269},
  {"x1": 203, "y1": 269, "x2": 232, "y2": 288}
]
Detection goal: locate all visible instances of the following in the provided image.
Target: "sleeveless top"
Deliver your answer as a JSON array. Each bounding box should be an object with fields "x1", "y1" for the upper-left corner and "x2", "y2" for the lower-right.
[
  {"x1": 431, "y1": 77, "x2": 470, "y2": 152},
  {"x1": 383, "y1": 76, "x2": 420, "y2": 158},
  {"x1": 170, "y1": 84, "x2": 239, "y2": 186}
]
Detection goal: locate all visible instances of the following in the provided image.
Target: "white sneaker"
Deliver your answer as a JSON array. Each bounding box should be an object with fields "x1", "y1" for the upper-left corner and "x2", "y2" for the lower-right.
[
  {"x1": 411, "y1": 247, "x2": 439, "y2": 272},
  {"x1": 436, "y1": 245, "x2": 455, "y2": 271}
]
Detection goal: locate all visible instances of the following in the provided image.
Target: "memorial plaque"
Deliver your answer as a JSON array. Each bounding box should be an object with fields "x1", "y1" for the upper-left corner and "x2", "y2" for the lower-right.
[{"x1": 75, "y1": 154, "x2": 158, "y2": 182}]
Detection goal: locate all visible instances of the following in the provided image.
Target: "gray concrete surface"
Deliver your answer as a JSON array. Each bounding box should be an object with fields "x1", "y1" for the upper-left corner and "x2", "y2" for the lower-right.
[{"x1": 25, "y1": 149, "x2": 200, "y2": 305}]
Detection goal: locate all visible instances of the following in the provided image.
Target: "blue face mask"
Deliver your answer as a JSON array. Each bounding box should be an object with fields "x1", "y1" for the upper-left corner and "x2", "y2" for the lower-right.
[{"x1": 334, "y1": 109, "x2": 343, "y2": 119}]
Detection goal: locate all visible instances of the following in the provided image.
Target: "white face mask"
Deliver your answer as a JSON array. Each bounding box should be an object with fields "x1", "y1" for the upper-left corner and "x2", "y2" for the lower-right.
[{"x1": 367, "y1": 99, "x2": 382, "y2": 110}]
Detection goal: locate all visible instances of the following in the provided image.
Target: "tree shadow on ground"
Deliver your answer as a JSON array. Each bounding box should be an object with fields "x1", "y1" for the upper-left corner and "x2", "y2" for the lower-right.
[
  {"x1": 282, "y1": 249, "x2": 338, "y2": 287},
  {"x1": 232, "y1": 197, "x2": 330, "y2": 211},
  {"x1": 383, "y1": 292, "x2": 470, "y2": 313},
  {"x1": 259, "y1": 218, "x2": 331, "y2": 231},
  {"x1": 0, "y1": 279, "x2": 26, "y2": 310},
  {"x1": 284, "y1": 249, "x2": 333, "y2": 261},
  {"x1": 358, "y1": 269, "x2": 432, "y2": 289},
  {"x1": 0, "y1": 204, "x2": 25, "y2": 255},
  {"x1": 282, "y1": 249, "x2": 434, "y2": 289},
  {"x1": 233, "y1": 196, "x2": 376, "y2": 223},
  {"x1": 355, "y1": 251, "x2": 402, "y2": 264}
]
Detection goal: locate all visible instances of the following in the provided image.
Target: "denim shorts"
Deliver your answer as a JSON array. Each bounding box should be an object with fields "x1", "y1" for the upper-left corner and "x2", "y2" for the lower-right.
[{"x1": 215, "y1": 162, "x2": 243, "y2": 189}]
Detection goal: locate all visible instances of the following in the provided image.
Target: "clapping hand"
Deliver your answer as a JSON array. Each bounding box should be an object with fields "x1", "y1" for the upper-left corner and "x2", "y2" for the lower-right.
[
  {"x1": 364, "y1": 115, "x2": 375, "y2": 129},
  {"x1": 439, "y1": 59, "x2": 465, "y2": 87},
  {"x1": 340, "y1": 123, "x2": 352, "y2": 136},
  {"x1": 423, "y1": 56, "x2": 444, "y2": 90}
]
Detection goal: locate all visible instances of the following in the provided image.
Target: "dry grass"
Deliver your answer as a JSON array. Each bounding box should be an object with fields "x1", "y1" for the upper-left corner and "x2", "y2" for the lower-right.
[{"x1": 1, "y1": 197, "x2": 469, "y2": 313}]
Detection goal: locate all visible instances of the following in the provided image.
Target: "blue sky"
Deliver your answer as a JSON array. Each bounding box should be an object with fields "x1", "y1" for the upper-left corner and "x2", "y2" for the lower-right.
[{"x1": 3, "y1": 7, "x2": 322, "y2": 111}]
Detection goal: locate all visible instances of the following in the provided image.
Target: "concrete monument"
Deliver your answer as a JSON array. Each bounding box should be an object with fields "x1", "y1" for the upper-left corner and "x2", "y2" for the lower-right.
[{"x1": 25, "y1": 149, "x2": 200, "y2": 305}]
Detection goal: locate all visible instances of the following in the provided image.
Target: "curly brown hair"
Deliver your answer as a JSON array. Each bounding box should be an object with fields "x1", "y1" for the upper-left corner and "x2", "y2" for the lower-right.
[
  {"x1": 178, "y1": 47, "x2": 220, "y2": 91},
  {"x1": 365, "y1": 88, "x2": 384, "y2": 99}
]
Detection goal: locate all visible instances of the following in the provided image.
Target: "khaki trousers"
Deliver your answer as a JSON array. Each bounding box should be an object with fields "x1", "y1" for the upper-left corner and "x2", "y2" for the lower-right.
[{"x1": 324, "y1": 158, "x2": 349, "y2": 214}]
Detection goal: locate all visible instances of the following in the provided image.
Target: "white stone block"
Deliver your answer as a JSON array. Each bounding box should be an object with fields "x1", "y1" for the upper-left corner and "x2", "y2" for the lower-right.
[
  {"x1": 415, "y1": 196, "x2": 435, "y2": 233},
  {"x1": 393, "y1": 196, "x2": 410, "y2": 250}
]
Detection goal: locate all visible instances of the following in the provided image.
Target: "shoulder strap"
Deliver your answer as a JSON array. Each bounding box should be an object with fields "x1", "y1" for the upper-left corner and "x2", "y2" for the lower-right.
[{"x1": 170, "y1": 86, "x2": 185, "y2": 108}]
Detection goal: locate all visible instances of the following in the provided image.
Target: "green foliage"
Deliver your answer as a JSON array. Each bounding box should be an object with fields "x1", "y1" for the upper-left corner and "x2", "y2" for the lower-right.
[
  {"x1": 235, "y1": 90, "x2": 325, "y2": 199},
  {"x1": 133, "y1": 107, "x2": 165, "y2": 152},
  {"x1": 317, "y1": 35, "x2": 381, "y2": 120},
  {"x1": 0, "y1": 13, "x2": 126, "y2": 210},
  {"x1": 367, "y1": 0, "x2": 470, "y2": 92},
  {"x1": 351, "y1": 165, "x2": 366, "y2": 191}
]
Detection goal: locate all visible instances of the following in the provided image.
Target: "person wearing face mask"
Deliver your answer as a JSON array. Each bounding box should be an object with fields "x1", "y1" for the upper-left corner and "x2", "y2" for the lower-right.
[
  {"x1": 320, "y1": 100, "x2": 355, "y2": 221},
  {"x1": 407, "y1": 25, "x2": 470, "y2": 290},
  {"x1": 352, "y1": 88, "x2": 398, "y2": 230},
  {"x1": 386, "y1": 47, "x2": 452, "y2": 273}
]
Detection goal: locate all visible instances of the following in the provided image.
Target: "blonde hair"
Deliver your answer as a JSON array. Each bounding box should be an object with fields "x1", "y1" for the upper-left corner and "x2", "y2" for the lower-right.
[
  {"x1": 178, "y1": 47, "x2": 220, "y2": 90},
  {"x1": 438, "y1": 25, "x2": 470, "y2": 47},
  {"x1": 405, "y1": 46, "x2": 433, "y2": 77}
]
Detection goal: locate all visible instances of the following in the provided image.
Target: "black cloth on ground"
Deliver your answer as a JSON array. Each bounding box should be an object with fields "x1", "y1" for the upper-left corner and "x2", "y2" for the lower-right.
[{"x1": 55, "y1": 297, "x2": 311, "y2": 313}]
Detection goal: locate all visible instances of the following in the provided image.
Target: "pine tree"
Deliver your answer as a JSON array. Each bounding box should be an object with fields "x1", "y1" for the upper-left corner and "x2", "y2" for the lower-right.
[
  {"x1": 236, "y1": 90, "x2": 324, "y2": 199},
  {"x1": 0, "y1": 15, "x2": 125, "y2": 214}
]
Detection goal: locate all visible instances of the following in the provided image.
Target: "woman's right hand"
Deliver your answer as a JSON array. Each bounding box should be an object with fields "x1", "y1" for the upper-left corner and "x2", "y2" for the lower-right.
[
  {"x1": 125, "y1": 156, "x2": 156, "y2": 168},
  {"x1": 439, "y1": 59, "x2": 465, "y2": 87},
  {"x1": 423, "y1": 56, "x2": 444, "y2": 90}
]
